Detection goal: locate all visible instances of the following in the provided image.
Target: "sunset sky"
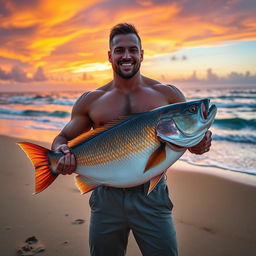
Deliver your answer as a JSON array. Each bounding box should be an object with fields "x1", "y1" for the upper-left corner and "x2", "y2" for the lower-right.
[{"x1": 0, "y1": 0, "x2": 256, "y2": 90}]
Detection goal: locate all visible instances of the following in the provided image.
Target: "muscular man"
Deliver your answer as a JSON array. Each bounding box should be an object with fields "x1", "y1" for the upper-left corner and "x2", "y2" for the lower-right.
[{"x1": 51, "y1": 23, "x2": 212, "y2": 256}]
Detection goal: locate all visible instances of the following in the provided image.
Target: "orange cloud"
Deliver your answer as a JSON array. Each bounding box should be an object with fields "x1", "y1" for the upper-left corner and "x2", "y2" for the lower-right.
[
  {"x1": 0, "y1": 0, "x2": 104, "y2": 65},
  {"x1": 0, "y1": 0, "x2": 255, "y2": 85},
  {"x1": 1, "y1": 0, "x2": 102, "y2": 28}
]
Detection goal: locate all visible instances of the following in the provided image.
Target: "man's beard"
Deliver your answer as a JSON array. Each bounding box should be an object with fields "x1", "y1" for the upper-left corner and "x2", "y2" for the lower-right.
[{"x1": 116, "y1": 63, "x2": 140, "y2": 79}]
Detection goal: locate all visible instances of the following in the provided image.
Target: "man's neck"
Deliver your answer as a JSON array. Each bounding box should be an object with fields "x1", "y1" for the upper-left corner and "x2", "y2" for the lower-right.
[{"x1": 112, "y1": 72, "x2": 143, "y2": 93}]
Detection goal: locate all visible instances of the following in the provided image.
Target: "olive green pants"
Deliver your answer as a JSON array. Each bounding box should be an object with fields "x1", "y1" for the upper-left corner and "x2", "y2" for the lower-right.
[{"x1": 89, "y1": 179, "x2": 178, "y2": 256}]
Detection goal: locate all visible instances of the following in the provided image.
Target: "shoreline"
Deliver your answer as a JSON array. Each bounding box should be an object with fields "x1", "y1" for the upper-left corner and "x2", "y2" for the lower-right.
[
  {"x1": 1, "y1": 135, "x2": 256, "y2": 256},
  {"x1": 172, "y1": 160, "x2": 256, "y2": 187}
]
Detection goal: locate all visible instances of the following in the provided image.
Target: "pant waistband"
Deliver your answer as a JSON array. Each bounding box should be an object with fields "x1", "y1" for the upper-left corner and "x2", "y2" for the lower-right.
[
  {"x1": 103, "y1": 177, "x2": 166, "y2": 192},
  {"x1": 103, "y1": 183, "x2": 145, "y2": 192}
]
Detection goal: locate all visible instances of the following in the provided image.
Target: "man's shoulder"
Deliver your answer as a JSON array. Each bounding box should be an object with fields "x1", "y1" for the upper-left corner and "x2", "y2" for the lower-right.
[
  {"x1": 142, "y1": 76, "x2": 179, "y2": 93},
  {"x1": 74, "y1": 83, "x2": 112, "y2": 107},
  {"x1": 152, "y1": 83, "x2": 181, "y2": 94},
  {"x1": 142, "y1": 76, "x2": 161, "y2": 86},
  {"x1": 150, "y1": 83, "x2": 186, "y2": 103}
]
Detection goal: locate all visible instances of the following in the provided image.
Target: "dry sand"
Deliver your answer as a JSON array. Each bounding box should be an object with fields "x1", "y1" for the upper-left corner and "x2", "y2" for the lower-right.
[{"x1": 1, "y1": 135, "x2": 255, "y2": 256}]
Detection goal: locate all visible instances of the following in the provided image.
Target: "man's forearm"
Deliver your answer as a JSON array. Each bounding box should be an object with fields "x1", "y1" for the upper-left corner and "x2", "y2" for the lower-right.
[{"x1": 51, "y1": 134, "x2": 68, "y2": 150}]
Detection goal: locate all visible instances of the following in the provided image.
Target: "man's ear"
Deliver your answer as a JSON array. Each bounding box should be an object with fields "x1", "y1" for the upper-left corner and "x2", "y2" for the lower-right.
[
  {"x1": 140, "y1": 49, "x2": 144, "y2": 61},
  {"x1": 108, "y1": 50, "x2": 112, "y2": 63}
]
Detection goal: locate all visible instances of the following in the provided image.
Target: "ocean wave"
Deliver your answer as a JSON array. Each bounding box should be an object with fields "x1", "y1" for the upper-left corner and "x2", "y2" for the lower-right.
[
  {"x1": 25, "y1": 125, "x2": 61, "y2": 131},
  {"x1": 214, "y1": 102, "x2": 256, "y2": 109},
  {"x1": 0, "y1": 114, "x2": 66, "y2": 126},
  {"x1": 180, "y1": 159, "x2": 256, "y2": 175},
  {"x1": 213, "y1": 118, "x2": 256, "y2": 130},
  {"x1": 185, "y1": 100, "x2": 256, "y2": 110},
  {"x1": 201, "y1": 92, "x2": 256, "y2": 100},
  {"x1": 213, "y1": 134, "x2": 256, "y2": 144},
  {"x1": 4, "y1": 95, "x2": 75, "y2": 106},
  {"x1": 213, "y1": 95, "x2": 256, "y2": 100},
  {"x1": 0, "y1": 108, "x2": 70, "y2": 118},
  {"x1": 230, "y1": 89, "x2": 256, "y2": 95}
]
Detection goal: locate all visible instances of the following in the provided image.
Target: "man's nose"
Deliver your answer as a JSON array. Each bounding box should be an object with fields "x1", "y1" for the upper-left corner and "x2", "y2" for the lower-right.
[{"x1": 122, "y1": 49, "x2": 131, "y2": 59}]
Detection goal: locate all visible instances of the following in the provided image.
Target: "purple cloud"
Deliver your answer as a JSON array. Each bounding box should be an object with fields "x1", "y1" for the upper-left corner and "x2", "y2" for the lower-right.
[{"x1": 0, "y1": 66, "x2": 48, "y2": 83}]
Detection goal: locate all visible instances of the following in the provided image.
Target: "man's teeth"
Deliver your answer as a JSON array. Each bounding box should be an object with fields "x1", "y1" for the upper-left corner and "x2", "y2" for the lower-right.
[{"x1": 121, "y1": 63, "x2": 132, "y2": 66}]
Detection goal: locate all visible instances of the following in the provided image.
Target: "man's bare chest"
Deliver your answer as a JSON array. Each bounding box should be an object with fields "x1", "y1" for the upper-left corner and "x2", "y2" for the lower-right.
[{"x1": 88, "y1": 91, "x2": 169, "y2": 127}]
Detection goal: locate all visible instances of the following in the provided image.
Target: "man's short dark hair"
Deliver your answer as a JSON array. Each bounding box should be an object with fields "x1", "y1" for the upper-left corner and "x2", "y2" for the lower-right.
[{"x1": 109, "y1": 23, "x2": 142, "y2": 49}]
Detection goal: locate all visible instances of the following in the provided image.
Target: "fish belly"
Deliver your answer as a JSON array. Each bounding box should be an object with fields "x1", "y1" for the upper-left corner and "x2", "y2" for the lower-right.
[{"x1": 75, "y1": 146, "x2": 185, "y2": 188}]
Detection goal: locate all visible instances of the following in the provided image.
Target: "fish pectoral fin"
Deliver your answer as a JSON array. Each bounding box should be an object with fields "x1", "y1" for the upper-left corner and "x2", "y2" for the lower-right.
[
  {"x1": 147, "y1": 172, "x2": 166, "y2": 195},
  {"x1": 75, "y1": 175, "x2": 99, "y2": 194},
  {"x1": 144, "y1": 143, "x2": 166, "y2": 172}
]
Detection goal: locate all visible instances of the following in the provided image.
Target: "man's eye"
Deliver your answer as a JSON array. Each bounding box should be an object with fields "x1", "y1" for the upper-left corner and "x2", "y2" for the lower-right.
[
  {"x1": 130, "y1": 48, "x2": 138, "y2": 53},
  {"x1": 115, "y1": 49, "x2": 123, "y2": 53}
]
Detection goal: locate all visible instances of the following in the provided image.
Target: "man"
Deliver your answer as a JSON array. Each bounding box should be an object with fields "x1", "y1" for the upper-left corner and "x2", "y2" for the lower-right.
[{"x1": 51, "y1": 23, "x2": 212, "y2": 256}]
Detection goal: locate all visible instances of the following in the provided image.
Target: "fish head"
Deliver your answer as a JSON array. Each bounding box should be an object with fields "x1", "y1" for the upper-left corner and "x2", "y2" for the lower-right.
[{"x1": 156, "y1": 99, "x2": 217, "y2": 148}]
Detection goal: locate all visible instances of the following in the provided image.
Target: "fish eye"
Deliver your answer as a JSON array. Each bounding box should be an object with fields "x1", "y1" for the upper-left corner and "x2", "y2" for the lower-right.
[{"x1": 188, "y1": 105, "x2": 197, "y2": 113}]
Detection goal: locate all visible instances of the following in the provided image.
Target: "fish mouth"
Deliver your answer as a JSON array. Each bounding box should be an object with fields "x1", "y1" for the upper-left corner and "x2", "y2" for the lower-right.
[
  {"x1": 208, "y1": 104, "x2": 217, "y2": 118},
  {"x1": 156, "y1": 99, "x2": 217, "y2": 148},
  {"x1": 202, "y1": 101, "x2": 217, "y2": 124}
]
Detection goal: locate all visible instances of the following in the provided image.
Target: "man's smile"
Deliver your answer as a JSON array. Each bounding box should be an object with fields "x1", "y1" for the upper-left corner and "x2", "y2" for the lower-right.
[{"x1": 119, "y1": 61, "x2": 134, "y2": 71}]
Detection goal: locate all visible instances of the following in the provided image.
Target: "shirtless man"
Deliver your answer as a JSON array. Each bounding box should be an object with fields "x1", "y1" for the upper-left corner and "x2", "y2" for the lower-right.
[{"x1": 51, "y1": 23, "x2": 212, "y2": 256}]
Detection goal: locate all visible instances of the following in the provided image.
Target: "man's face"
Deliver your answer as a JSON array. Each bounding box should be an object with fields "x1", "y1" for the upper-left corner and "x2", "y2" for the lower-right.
[{"x1": 108, "y1": 33, "x2": 144, "y2": 79}]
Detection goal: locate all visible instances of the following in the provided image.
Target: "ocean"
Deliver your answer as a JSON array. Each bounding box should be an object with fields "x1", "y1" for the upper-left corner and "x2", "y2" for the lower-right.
[{"x1": 0, "y1": 86, "x2": 255, "y2": 175}]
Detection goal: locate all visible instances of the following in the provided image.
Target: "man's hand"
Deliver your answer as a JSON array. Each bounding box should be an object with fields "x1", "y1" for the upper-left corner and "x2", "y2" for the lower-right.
[
  {"x1": 55, "y1": 144, "x2": 76, "y2": 175},
  {"x1": 188, "y1": 130, "x2": 212, "y2": 155}
]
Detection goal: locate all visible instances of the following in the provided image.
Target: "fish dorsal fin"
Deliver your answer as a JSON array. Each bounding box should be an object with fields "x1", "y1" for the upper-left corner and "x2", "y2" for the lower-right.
[
  {"x1": 144, "y1": 143, "x2": 166, "y2": 172},
  {"x1": 68, "y1": 115, "x2": 131, "y2": 148},
  {"x1": 68, "y1": 127, "x2": 107, "y2": 148}
]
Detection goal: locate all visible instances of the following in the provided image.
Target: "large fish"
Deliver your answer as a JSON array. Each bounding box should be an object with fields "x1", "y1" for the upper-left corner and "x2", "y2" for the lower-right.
[{"x1": 18, "y1": 99, "x2": 217, "y2": 195}]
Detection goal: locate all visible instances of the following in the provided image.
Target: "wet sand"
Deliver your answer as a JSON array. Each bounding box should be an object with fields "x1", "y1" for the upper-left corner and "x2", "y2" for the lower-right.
[{"x1": 1, "y1": 135, "x2": 255, "y2": 256}]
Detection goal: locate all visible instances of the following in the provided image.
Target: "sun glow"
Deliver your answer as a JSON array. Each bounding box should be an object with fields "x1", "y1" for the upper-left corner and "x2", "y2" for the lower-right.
[
  {"x1": 73, "y1": 62, "x2": 111, "y2": 73},
  {"x1": 0, "y1": 0, "x2": 255, "y2": 89}
]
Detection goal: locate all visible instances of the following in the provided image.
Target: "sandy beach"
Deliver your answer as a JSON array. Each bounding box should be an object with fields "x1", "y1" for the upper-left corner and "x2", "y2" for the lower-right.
[{"x1": 1, "y1": 135, "x2": 256, "y2": 256}]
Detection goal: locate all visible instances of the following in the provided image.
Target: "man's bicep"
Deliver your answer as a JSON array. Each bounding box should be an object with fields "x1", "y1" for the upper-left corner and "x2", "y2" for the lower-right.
[
  {"x1": 60, "y1": 93, "x2": 93, "y2": 140},
  {"x1": 60, "y1": 115, "x2": 92, "y2": 141}
]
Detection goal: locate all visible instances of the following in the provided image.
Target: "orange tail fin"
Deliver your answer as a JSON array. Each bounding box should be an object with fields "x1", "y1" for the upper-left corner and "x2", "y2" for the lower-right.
[{"x1": 17, "y1": 142, "x2": 58, "y2": 194}]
